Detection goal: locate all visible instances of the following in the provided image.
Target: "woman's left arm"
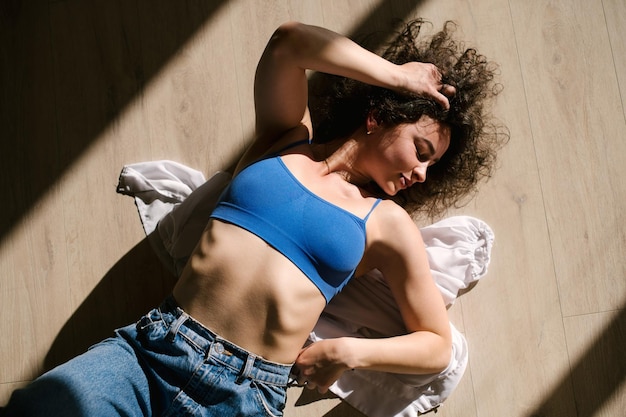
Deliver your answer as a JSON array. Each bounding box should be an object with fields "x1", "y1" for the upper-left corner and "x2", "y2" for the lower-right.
[
  {"x1": 253, "y1": 22, "x2": 443, "y2": 136},
  {"x1": 295, "y1": 201, "x2": 452, "y2": 392},
  {"x1": 237, "y1": 22, "x2": 452, "y2": 172}
]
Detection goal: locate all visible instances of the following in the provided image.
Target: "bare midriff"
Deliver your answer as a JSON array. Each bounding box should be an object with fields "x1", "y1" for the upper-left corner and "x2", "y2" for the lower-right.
[{"x1": 172, "y1": 219, "x2": 327, "y2": 364}]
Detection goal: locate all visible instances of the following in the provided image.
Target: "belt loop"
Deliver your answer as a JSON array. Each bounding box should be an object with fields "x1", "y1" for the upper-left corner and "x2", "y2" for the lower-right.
[
  {"x1": 236, "y1": 354, "x2": 256, "y2": 384},
  {"x1": 166, "y1": 310, "x2": 189, "y2": 342}
]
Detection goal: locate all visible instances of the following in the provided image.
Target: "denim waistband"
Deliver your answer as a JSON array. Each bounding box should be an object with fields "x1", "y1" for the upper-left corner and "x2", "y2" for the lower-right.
[{"x1": 158, "y1": 296, "x2": 292, "y2": 386}]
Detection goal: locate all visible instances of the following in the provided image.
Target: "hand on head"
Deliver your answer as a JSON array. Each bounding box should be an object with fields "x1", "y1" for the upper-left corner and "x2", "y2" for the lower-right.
[{"x1": 397, "y1": 62, "x2": 456, "y2": 110}]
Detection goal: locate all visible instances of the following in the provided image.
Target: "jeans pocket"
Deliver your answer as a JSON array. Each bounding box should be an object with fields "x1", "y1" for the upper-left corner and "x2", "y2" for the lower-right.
[{"x1": 251, "y1": 381, "x2": 287, "y2": 417}]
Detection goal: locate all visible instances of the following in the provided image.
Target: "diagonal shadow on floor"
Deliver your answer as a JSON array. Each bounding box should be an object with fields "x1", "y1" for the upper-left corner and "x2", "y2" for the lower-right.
[
  {"x1": 0, "y1": 0, "x2": 229, "y2": 243},
  {"x1": 528, "y1": 306, "x2": 626, "y2": 417}
]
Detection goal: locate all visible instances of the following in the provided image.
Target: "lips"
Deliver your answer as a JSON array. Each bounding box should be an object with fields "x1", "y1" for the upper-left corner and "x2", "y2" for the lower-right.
[{"x1": 399, "y1": 175, "x2": 409, "y2": 189}]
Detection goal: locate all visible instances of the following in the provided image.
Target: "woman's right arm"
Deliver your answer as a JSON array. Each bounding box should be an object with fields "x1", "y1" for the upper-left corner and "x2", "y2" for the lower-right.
[
  {"x1": 294, "y1": 201, "x2": 453, "y2": 393},
  {"x1": 237, "y1": 22, "x2": 452, "y2": 170}
]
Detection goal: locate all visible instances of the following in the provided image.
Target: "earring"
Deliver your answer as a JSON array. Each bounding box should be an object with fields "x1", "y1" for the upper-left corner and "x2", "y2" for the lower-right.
[{"x1": 366, "y1": 130, "x2": 372, "y2": 135}]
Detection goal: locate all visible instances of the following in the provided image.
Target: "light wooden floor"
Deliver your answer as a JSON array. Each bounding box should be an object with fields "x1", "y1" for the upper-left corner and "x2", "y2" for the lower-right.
[{"x1": 1, "y1": 0, "x2": 625, "y2": 416}]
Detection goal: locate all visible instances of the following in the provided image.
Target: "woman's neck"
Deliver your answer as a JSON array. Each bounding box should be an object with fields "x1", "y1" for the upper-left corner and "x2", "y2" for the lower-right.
[{"x1": 311, "y1": 136, "x2": 370, "y2": 186}]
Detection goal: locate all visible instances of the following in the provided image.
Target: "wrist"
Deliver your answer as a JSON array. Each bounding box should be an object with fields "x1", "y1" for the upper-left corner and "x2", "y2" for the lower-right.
[
  {"x1": 391, "y1": 64, "x2": 410, "y2": 93},
  {"x1": 336, "y1": 337, "x2": 364, "y2": 370}
]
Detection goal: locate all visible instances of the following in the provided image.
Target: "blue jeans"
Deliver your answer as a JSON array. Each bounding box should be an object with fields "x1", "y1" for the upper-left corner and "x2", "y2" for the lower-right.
[{"x1": 3, "y1": 296, "x2": 292, "y2": 416}]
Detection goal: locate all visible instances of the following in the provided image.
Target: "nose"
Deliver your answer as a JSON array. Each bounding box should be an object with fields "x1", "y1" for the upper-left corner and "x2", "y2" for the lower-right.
[{"x1": 412, "y1": 164, "x2": 428, "y2": 183}]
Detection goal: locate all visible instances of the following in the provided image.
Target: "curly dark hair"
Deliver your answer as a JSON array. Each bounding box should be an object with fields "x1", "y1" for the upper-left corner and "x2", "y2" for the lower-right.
[{"x1": 310, "y1": 20, "x2": 509, "y2": 218}]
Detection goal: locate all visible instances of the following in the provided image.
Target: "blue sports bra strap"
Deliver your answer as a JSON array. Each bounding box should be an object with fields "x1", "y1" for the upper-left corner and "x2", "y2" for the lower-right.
[{"x1": 363, "y1": 199, "x2": 382, "y2": 222}]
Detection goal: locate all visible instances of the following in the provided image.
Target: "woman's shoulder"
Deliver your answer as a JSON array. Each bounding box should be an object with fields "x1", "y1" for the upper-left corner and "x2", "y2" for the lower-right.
[
  {"x1": 366, "y1": 199, "x2": 420, "y2": 243},
  {"x1": 235, "y1": 125, "x2": 311, "y2": 174},
  {"x1": 360, "y1": 198, "x2": 425, "y2": 276},
  {"x1": 371, "y1": 199, "x2": 413, "y2": 223}
]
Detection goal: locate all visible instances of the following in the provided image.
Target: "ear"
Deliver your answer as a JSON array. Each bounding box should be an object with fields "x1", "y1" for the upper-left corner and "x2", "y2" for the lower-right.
[{"x1": 365, "y1": 110, "x2": 381, "y2": 133}]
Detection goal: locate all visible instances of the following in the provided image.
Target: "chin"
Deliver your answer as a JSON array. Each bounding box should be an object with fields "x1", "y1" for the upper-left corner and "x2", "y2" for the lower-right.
[
  {"x1": 386, "y1": 185, "x2": 400, "y2": 196},
  {"x1": 371, "y1": 180, "x2": 398, "y2": 196}
]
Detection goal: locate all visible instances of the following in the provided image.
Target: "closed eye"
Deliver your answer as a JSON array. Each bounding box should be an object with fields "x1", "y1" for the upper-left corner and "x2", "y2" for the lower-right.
[
  {"x1": 416, "y1": 137, "x2": 436, "y2": 162},
  {"x1": 415, "y1": 144, "x2": 429, "y2": 162}
]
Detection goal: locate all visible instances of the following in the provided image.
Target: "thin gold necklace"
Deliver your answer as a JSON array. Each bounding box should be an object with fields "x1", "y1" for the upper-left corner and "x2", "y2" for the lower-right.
[{"x1": 323, "y1": 158, "x2": 331, "y2": 175}]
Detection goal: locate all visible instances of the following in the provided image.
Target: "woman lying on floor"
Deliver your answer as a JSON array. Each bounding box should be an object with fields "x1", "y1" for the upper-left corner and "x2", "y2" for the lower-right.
[{"x1": 3, "y1": 20, "x2": 504, "y2": 416}]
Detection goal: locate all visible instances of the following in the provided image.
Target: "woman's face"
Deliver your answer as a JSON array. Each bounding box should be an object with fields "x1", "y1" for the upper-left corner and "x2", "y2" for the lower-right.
[{"x1": 365, "y1": 115, "x2": 451, "y2": 196}]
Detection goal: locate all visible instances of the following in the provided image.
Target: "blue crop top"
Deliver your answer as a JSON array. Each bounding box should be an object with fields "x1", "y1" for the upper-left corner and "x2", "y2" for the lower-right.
[{"x1": 210, "y1": 155, "x2": 381, "y2": 302}]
